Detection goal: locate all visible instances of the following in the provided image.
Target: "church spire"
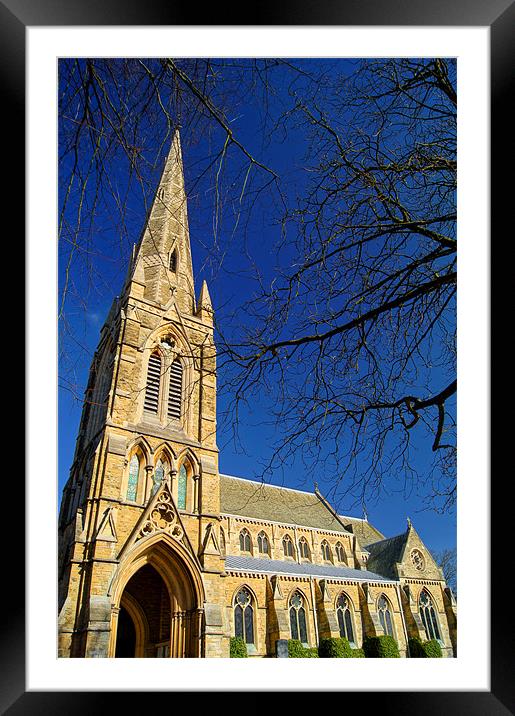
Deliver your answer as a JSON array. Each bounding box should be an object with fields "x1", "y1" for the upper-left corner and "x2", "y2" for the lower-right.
[{"x1": 130, "y1": 129, "x2": 196, "y2": 313}]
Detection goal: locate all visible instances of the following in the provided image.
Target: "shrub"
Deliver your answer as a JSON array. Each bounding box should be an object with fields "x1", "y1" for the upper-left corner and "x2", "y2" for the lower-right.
[
  {"x1": 409, "y1": 636, "x2": 442, "y2": 658},
  {"x1": 423, "y1": 639, "x2": 443, "y2": 658},
  {"x1": 230, "y1": 636, "x2": 248, "y2": 658},
  {"x1": 287, "y1": 639, "x2": 319, "y2": 657},
  {"x1": 318, "y1": 637, "x2": 352, "y2": 658},
  {"x1": 363, "y1": 635, "x2": 400, "y2": 658},
  {"x1": 349, "y1": 648, "x2": 365, "y2": 658}
]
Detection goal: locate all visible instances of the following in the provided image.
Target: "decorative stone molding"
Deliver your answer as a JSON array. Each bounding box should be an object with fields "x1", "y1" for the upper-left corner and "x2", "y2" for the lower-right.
[{"x1": 137, "y1": 490, "x2": 184, "y2": 542}]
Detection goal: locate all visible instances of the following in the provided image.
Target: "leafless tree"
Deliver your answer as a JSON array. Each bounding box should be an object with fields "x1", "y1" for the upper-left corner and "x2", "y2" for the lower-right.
[
  {"x1": 432, "y1": 547, "x2": 457, "y2": 594},
  {"x1": 217, "y1": 58, "x2": 456, "y2": 512},
  {"x1": 59, "y1": 58, "x2": 456, "y2": 512}
]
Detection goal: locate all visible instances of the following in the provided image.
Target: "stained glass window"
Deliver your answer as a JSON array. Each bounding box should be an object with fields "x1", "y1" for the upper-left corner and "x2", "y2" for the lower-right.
[
  {"x1": 378, "y1": 595, "x2": 394, "y2": 637},
  {"x1": 289, "y1": 591, "x2": 308, "y2": 644},
  {"x1": 127, "y1": 454, "x2": 140, "y2": 502},
  {"x1": 419, "y1": 590, "x2": 441, "y2": 641},
  {"x1": 177, "y1": 464, "x2": 187, "y2": 509},
  {"x1": 234, "y1": 588, "x2": 254, "y2": 645},
  {"x1": 336, "y1": 542, "x2": 345, "y2": 563},
  {"x1": 336, "y1": 594, "x2": 355, "y2": 644},
  {"x1": 153, "y1": 460, "x2": 165, "y2": 497}
]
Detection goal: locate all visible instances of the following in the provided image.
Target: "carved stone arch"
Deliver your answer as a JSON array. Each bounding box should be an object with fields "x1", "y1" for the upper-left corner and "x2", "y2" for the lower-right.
[
  {"x1": 176, "y1": 446, "x2": 200, "y2": 472},
  {"x1": 335, "y1": 588, "x2": 357, "y2": 613},
  {"x1": 127, "y1": 435, "x2": 153, "y2": 462},
  {"x1": 154, "y1": 441, "x2": 177, "y2": 464},
  {"x1": 286, "y1": 585, "x2": 309, "y2": 605},
  {"x1": 232, "y1": 582, "x2": 259, "y2": 608},
  {"x1": 108, "y1": 532, "x2": 205, "y2": 658}
]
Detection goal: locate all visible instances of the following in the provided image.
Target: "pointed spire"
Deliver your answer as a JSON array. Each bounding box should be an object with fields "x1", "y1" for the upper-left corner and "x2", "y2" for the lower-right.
[
  {"x1": 129, "y1": 128, "x2": 196, "y2": 312},
  {"x1": 197, "y1": 279, "x2": 213, "y2": 323}
]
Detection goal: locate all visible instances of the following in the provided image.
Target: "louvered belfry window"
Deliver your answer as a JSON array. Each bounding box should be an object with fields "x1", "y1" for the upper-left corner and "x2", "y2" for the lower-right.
[
  {"x1": 144, "y1": 352, "x2": 161, "y2": 414},
  {"x1": 167, "y1": 358, "x2": 183, "y2": 420}
]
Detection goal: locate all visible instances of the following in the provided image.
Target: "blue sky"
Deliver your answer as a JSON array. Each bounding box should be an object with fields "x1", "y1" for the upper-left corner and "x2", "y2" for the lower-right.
[{"x1": 58, "y1": 58, "x2": 456, "y2": 555}]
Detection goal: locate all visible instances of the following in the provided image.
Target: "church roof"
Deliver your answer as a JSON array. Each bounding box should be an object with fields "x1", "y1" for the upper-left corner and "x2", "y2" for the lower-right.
[
  {"x1": 219, "y1": 474, "x2": 352, "y2": 534},
  {"x1": 337, "y1": 515, "x2": 385, "y2": 551},
  {"x1": 225, "y1": 555, "x2": 395, "y2": 583},
  {"x1": 363, "y1": 531, "x2": 408, "y2": 580}
]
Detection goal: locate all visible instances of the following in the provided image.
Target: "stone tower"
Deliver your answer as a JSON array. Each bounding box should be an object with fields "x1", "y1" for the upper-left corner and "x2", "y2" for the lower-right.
[{"x1": 58, "y1": 131, "x2": 225, "y2": 658}]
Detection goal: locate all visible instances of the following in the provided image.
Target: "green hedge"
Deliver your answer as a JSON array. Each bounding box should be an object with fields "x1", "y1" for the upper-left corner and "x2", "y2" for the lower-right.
[
  {"x1": 349, "y1": 647, "x2": 365, "y2": 658},
  {"x1": 287, "y1": 639, "x2": 319, "y2": 657},
  {"x1": 408, "y1": 636, "x2": 443, "y2": 658},
  {"x1": 363, "y1": 635, "x2": 400, "y2": 658},
  {"x1": 230, "y1": 636, "x2": 248, "y2": 658},
  {"x1": 318, "y1": 637, "x2": 353, "y2": 658}
]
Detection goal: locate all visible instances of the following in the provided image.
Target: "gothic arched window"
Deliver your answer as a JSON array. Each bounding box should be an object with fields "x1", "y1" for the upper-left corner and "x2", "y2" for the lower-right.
[
  {"x1": 289, "y1": 591, "x2": 308, "y2": 644},
  {"x1": 419, "y1": 590, "x2": 442, "y2": 642},
  {"x1": 169, "y1": 249, "x2": 177, "y2": 272},
  {"x1": 282, "y1": 534, "x2": 294, "y2": 558},
  {"x1": 167, "y1": 358, "x2": 183, "y2": 420},
  {"x1": 298, "y1": 537, "x2": 311, "y2": 561},
  {"x1": 177, "y1": 464, "x2": 187, "y2": 509},
  {"x1": 378, "y1": 595, "x2": 394, "y2": 637},
  {"x1": 144, "y1": 352, "x2": 161, "y2": 414},
  {"x1": 234, "y1": 588, "x2": 254, "y2": 646},
  {"x1": 257, "y1": 531, "x2": 269, "y2": 556},
  {"x1": 126, "y1": 454, "x2": 140, "y2": 502},
  {"x1": 152, "y1": 459, "x2": 166, "y2": 497},
  {"x1": 239, "y1": 529, "x2": 252, "y2": 553},
  {"x1": 335, "y1": 542, "x2": 346, "y2": 563},
  {"x1": 336, "y1": 594, "x2": 355, "y2": 644},
  {"x1": 321, "y1": 540, "x2": 332, "y2": 563}
]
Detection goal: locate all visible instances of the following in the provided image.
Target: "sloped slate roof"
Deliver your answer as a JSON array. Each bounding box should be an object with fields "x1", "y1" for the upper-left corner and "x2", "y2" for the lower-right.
[
  {"x1": 220, "y1": 474, "x2": 351, "y2": 534},
  {"x1": 364, "y1": 532, "x2": 408, "y2": 580},
  {"x1": 225, "y1": 555, "x2": 394, "y2": 583},
  {"x1": 338, "y1": 515, "x2": 385, "y2": 551}
]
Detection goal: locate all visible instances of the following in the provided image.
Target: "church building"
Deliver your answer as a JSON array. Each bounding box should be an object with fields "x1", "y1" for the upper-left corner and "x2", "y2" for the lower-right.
[{"x1": 58, "y1": 132, "x2": 457, "y2": 658}]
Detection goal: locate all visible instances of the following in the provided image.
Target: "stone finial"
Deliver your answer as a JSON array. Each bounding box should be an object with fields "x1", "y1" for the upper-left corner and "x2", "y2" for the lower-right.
[{"x1": 197, "y1": 280, "x2": 213, "y2": 323}]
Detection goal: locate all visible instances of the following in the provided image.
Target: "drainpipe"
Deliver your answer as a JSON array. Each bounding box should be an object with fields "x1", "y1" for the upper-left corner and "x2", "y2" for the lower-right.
[
  {"x1": 396, "y1": 583, "x2": 411, "y2": 658},
  {"x1": 309, "y1": 577, "x2": 319, "y2": 647}
]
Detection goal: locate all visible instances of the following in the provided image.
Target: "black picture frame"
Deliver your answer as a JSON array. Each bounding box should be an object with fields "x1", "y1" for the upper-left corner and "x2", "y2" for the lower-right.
[{"x1": 7, "y1": 0, "x2": 504, "y2": 712}]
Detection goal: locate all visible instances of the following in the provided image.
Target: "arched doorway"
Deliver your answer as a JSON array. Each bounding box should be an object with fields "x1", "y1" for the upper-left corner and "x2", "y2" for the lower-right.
[{"x1": 110, "y1": 536, "x2": 204, "y2": 658}]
